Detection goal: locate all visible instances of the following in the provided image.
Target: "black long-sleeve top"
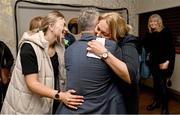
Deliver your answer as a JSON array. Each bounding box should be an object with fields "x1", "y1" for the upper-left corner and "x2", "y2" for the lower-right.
[
  {"x1": 143, "y1": 28, "x2": 175, "y2": 77},
  {"x1": 143, "y1": 28, "x2": 175, "y2": 64}
]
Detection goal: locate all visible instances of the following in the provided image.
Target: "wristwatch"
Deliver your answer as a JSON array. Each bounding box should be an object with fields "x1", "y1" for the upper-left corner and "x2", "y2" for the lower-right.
[
  {"x1": 55, "y1": 90, "x2": 60, "y2": 100},
  {"x1": 100, "y1": 51, "x2": 109, "y2": 60}
]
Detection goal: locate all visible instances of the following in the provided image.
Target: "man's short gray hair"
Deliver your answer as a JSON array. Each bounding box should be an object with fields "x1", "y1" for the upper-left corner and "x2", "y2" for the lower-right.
[{"x1": 78, "y1": 7, "x2": 99, "y2": 31}]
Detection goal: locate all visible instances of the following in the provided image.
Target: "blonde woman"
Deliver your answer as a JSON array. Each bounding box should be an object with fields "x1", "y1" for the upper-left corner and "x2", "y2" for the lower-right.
[
  {"x1": 144, "y1": 14, "x2": 175, "y2": 114},
  {"x1": 1, "y1": 10, "x2": 83, "y2": 114},
  {"x1": 87, "y1": 12, "x2": 139, "y2": 114}
]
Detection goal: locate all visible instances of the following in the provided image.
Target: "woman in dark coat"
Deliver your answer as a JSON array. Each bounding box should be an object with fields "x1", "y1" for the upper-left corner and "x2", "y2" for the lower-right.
[
  {"x1": 143, "y1": 14, "x2": 175, "y2": 114},
  {"x1": 87, "y1": 12, "x2": 139, "y2": 114}
]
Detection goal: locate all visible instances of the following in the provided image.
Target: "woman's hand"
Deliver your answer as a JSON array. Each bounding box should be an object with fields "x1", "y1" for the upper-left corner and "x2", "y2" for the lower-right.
[
  {"x1": 87, "y1": 40, "x2": 107, "y2": 56},
  {"x1": 159, "y1": 60, "x2": 169, "y2": 70},
  {"x1": 59, "y1": 89, "x2": 84, "y2": 109}
]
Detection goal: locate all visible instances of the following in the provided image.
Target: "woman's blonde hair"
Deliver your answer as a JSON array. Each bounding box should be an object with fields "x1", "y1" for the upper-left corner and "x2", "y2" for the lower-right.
[
  {"x1": 40, "y1": 10, "x2": 65, "y2": 45},
  {"x1": 29, "y1": 16, "x2": 44, "y2": 32},
  {"x1": 148, "y1": 14, "x2": 164, "y2": 33},
  {"x1": 99, "y1": 12, "x2": 128, "y2": 42}
]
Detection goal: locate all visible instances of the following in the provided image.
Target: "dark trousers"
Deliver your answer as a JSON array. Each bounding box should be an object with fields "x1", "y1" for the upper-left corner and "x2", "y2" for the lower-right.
[{"x1": 151, "y1": 65, "x2": 169, "y2": 110}]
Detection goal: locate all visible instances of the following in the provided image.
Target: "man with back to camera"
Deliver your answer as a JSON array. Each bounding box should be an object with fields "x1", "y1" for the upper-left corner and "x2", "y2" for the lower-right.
[{"x1": 55, "y1": 7, "x2": 126, "y2": 114}]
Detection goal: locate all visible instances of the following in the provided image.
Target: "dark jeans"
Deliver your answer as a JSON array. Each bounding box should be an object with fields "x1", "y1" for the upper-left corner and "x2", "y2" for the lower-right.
[{"x1": 151, "y1": 65, "x2": 170, "y2": 110}]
